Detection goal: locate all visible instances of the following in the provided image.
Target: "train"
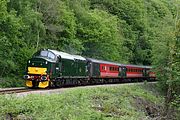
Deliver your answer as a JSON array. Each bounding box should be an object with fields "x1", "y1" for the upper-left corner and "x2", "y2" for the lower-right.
[{"x1": 24, "y1": 49, "x2": 156, "y2": 88}]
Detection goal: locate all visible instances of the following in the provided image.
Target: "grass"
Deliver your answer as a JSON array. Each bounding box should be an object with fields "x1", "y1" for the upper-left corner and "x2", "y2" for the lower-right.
[{"x1": 0, "y1": 83, "x2": 164, "y2": 120}]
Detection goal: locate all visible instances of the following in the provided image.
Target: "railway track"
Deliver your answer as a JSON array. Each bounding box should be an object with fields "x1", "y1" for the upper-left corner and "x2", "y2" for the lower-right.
[
  {"x1": 0, "y1": 81, "x2": 157, "y2": 95},
  {"x1": 0, "y1": 88, "x2": 32, "y2": 95}
]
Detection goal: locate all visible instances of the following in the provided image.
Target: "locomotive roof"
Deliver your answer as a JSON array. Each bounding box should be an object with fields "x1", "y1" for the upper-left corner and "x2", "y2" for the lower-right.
[
  {"x1": 87, "y1": 58, "x2": 151, "y2": 69},
  {"x1": 72, "y1": 55, "x2": 86, "y2": 61},
  {"x1": 49, "y1": 49, "x2": 86, "y2": 61}
]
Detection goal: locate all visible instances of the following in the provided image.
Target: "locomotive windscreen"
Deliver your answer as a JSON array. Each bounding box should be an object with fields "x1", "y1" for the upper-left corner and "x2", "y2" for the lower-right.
[{"x1": 33, "y1": 50, "x2": 56, "y2": 60}]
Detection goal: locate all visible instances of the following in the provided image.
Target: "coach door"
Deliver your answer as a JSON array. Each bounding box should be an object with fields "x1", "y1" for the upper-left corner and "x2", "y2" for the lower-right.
[
  {"x1": 119, "y1": 66, "x2": 126, "y2": 78},
  {"x1": 142, "y1": 69, "x2": 146, "y2": 77}
]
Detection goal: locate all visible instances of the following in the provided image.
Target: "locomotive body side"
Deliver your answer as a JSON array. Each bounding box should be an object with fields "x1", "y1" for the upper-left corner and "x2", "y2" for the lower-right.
[{"x1": 24, "y1": 49, "x2": 88, "y2": 88}]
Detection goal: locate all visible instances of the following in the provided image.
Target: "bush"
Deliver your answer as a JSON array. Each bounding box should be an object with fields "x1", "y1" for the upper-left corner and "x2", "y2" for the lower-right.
[{"x1": 0, "y1": 77, "x2": 24, "y2": 88}]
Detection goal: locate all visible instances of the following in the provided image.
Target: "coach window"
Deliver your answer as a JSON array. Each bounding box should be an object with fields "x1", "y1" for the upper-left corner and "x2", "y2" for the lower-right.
[{"x1": 102, "y1": 66, "x2": 104, "y2": 70}]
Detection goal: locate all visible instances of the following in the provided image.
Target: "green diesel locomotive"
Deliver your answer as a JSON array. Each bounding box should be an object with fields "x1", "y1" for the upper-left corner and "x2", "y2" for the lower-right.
[{"x1": 24, "y1": 49, "x2": 88, "y2": 88}]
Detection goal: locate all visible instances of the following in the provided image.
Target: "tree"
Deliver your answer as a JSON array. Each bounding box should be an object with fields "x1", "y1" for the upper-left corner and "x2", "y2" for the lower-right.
[
  {"x1": 164, "y1": 1, "x2": 180, "y2": 118},
  {"x1": 150, "y1": 0, "x2": 180, "y2": 118}
]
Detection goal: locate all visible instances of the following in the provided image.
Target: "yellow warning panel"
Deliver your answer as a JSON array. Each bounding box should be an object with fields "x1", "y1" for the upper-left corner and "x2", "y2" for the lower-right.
[
  {"x1": 26, "y1": 80, "x2": 33, "y2": 87},
  {"x1": 28, "y1": 67, "x2": 47, "y2": 75},
  {"x1": 38, "y1": 81, "x2": 49, "y2": 88}
]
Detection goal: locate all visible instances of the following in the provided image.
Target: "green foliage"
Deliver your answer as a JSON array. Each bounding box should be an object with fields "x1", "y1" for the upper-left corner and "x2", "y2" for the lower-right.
[
  {"x1": 0, "y1": 77, "x2": 24, "y2": 88},
  {"x1": 0, "y1": 0, "x2": 179, "y2": 104},
  {"x1": 0, "y1": 0, "x2": 179, "y2": 118},
  {"x1": 0, "y1": 84, "x2": 163, "y2": 119},
  {"x1": 149, "y1": 0, "x2": 180, "y2": 117}
]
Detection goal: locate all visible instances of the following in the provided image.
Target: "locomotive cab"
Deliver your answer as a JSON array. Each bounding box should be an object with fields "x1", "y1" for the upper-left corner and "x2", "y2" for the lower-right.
[{"x1": 24, "y1": 50, "x2": 60, "y2": 88}]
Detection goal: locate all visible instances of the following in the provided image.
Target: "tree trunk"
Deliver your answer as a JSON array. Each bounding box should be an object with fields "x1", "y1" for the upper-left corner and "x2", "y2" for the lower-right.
[{"x1": 164, "y1": 83, "x2": 173, "y2": 119}]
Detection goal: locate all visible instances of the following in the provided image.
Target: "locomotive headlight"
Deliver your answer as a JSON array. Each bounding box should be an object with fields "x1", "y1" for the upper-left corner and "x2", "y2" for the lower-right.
[
  {"x1": 28, "y1": 60, "x2": 31, "y2": 63},
  {"x1": 41, "y1": 76, "x2": 47, "y2": 81},
  {"x1": 45, "y1": 61, "x2": 48, "y2": 64},
  {"x1": 23, "y1": 75, "x2": 30, "y2": 80}
]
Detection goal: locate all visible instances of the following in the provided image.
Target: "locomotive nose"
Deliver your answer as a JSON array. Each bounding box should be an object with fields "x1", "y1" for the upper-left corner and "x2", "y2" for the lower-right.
[
  {"x1": 25, "y1": 57, "x2": 50, "y2": 88},
  {"x1": 28, "y1": 67, "x2": 47, "y2": 75}
]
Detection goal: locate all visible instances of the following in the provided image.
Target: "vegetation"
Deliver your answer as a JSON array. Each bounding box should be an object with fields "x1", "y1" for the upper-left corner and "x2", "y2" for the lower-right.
[
  {"x1": 0, "y1": 84, "x2": 165, "y2": 120},
  {"x1": 0, "y1": 0, "x2": 179, "y2": 119}
]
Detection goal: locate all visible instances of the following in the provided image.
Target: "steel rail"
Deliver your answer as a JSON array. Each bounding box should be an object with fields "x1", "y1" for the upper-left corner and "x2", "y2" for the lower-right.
[{"x1": 0, "y1": 88, "x2": 32, "y2": 95}]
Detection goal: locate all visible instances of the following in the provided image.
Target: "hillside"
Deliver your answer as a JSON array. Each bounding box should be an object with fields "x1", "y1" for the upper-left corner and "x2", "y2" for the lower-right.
[
  {"x1": 0, "y1": 0, "x2": 179, "y2": 78},
  {"x1": 0, "y1": 83, "x2": 168, "y2": 120}
]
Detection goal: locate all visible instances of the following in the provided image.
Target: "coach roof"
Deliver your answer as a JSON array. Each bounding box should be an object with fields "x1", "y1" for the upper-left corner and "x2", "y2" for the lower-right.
[{"x1": 86, "y1": 58, "x2": 151, "y2": 68}]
